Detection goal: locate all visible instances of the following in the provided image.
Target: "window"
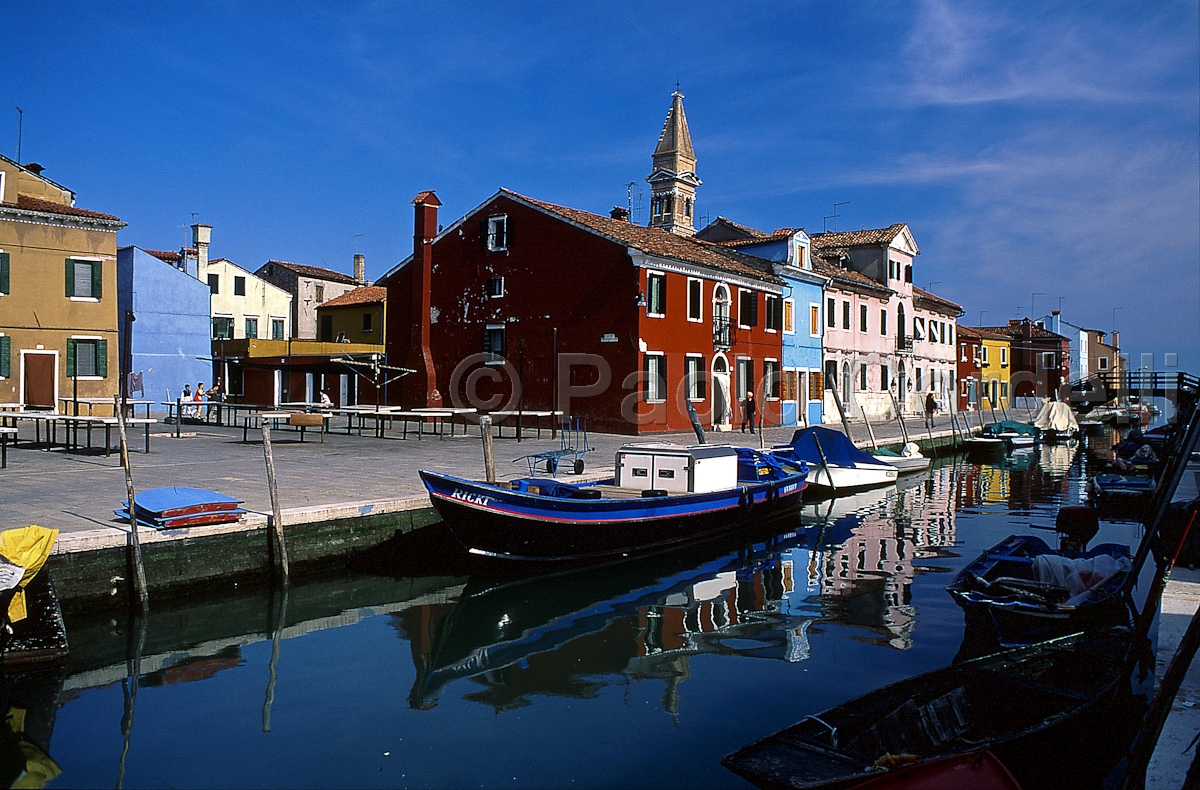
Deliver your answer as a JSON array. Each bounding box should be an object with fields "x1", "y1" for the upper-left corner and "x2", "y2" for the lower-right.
[
  {"x1": 1001, "y1": 382, "x2": 1009, "y2": 398},
  {"x1": 739, "y1": 290, "x2": 758, "y2": 328},
  {"x1": 0, "y1": 251, "x2": 8, "y2": 295},
  {"x1": 271, "y1": 319, "x2": 285, "y2": 340},
  {"x1": 982, "y1": 345, "x2": 990, "y2": 364},
  {"x1": 486, "y1": 276, "x2": 505, "y2": 298},
  {"x1": 736, "y1": 358, "x2": 754, "y2": 399},
  {"x1": 916, "y1": 367, "x2": 923, "y2": 391},
  {"x1": 842, "y1": 301, "x2": 850, "y2": 330},
  {"x1": 880, "y1": 308, "x2": 888, "y2": 336},
  {"x1": 685, "y1": 355, "x2": 706, "y2": 400},
  {"x1": 881, "y1": 365, "x2": 889, "y2": 390},
  {"x1": 234, "y1": 276, "x2": 246, "y2": 296},
  {"x1": 644, "y1": 353, "x2": 666, "y2": 401},
  {"x1": 66, "y1": 258, "x2": 102, "y2": 299},
  {"x1": 764, "y1": 360, "x2": 781, "y2": 399},
  {"x1": 687, "y1": 278, "x2": 702, "y2": 321},
  {"x1": 859, "y1": 304, "x2": 868, "y2": 333},
  {"x1": 1098, "y1": 357, "x2": 1109, "y2": 371},
  {"x1": 245, "y1": 317, "x2": 259, "y2": 339},
  {"x1": 904, "y1": 264, "x2": 912, "y2": 283},
  {"x1": 486, "y1": 215, "x2": 509, "y2": 251},
  {"x1": 1041, "y1": 352, "x2": 1057, "y2": 370},
  {"x1": 320, "y1": 314, "x2": 333, "y2": 342},
  {"x1": 810, "y1": 304, "x2": 820, "y2": 336},
  {"x1": 826, "y1": 297, "x2": 836, "y2": 328},
  {"x1": 860, "y1": 364, "x2": 868, "y2": 391},
  {"x1": 207, "y1": 274, "x2": 219, "y2": 295},
  {"x1": 783, "y1": 299, "x2": 795, "y2": 333},
  {"x1": 212, "y1": 317, "x2": 234, "y2": 340},
  {"x1": 362, "y1": 312, "x2": 373, "y2": 332},
  {"x1": 888, "y1": 260, "x2": 898, "y2": 280},
  {"x1": 484, "y1": 324, "x2": 506, "y2": 364},
  {"x1": 646, "y1": 272, "x2": 666, "y2": 317},
  {"x1": 913, "y1": 317, "x2": 925, "y2": 341},
  {"x1": 66, "y1": 338, "x2": 107, "y2": 378},
  {"x1": 765, "y1": 295, "x2": 782, "y2": 331},
  {"x1": 315, "y1": 285, "x2": 325, "y2": 303},
  {"x1": 0, "y1": 335, "x2": 8, "y2": 378},
  {"x1": 1001, "y1": 347, "x2": 1009, "y2": 366},
  {"x1": 811, "y1": 369, "x2": 825, "y2": 400},
  {"x1": 940, "y1": 323, "x2": 947, "y2": 344},
  {"x1": 782, "y1": 370, "x2": 799, "y2": 401},
  {"x1": 823, "y1": 361, "x2": 837, "y2": 392}
]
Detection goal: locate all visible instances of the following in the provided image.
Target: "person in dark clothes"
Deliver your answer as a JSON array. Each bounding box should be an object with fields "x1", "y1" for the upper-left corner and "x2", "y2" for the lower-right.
[
  {"x1": 925, "y1": 390, "x2": 938, "y2": 429},
  {"x1": 741, "y1": 391, "x2": 757, "y2": 434}
]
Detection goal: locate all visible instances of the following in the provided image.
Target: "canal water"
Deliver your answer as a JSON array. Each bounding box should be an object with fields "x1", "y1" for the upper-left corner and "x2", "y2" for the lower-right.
[{"x1": 35, "y1": 432, "x2": 1151, "y2": 788}]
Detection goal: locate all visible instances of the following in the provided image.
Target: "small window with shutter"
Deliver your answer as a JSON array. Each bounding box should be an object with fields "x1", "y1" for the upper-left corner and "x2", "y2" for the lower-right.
[
  {"x1": 0, "y1": 251, "x2": 9, "y2": 295},
  {"x1": 0, "y1": 335, "x2": 9, "y2": 378},
  {"x1": 66, "y1": 258, "x2": 102, "y2": 300},
  {"x1": 486, "y1": 216, "x2": 509, "y2": 251}
]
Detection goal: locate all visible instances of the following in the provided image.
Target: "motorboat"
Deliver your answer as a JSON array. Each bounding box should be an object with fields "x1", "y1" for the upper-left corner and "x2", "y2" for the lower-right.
[{"x1": 771, "y1": 427, "x2": 898, "y2": 495}]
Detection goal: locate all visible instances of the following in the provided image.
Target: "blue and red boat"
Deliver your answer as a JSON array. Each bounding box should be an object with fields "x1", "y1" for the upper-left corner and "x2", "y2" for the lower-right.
[{"x1": 419, "y1": 443, "x2": 808, "y2": 563}]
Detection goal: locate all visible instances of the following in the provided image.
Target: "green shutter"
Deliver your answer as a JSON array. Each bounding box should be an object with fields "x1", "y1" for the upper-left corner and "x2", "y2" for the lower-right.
[
  {"x1": 91, "y1": 261, "x2": 102, "y2": 299},
  {"x1": 65, "y1": 259, "x2": 74, "y2": 297},
  {"x1": 0, "y1": 336, "x2": 9, "y2": 378},
  {"x1": 96, "y1": 339, "x2": 108, "y2": 378},
  {"x1": 66, "y1": 339, "x2": 76, "y2": 376},
  {"x1": 0, "y1": 252, "x2": 9, "y2": 294}
]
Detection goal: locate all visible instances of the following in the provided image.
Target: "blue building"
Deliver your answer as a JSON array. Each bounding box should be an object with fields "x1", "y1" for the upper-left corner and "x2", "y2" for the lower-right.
[
  {"x1": 694, "y1": 221, "x2": 827, "y2": 426},
  {"x1": 117, "y1": 246, "x2": 212, "y2": 407}
]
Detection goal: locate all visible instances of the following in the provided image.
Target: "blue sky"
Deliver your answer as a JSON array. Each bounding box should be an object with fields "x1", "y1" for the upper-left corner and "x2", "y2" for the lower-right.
[{"x1": 8, "y1": 1, "x2": 1198, "y2": 369}]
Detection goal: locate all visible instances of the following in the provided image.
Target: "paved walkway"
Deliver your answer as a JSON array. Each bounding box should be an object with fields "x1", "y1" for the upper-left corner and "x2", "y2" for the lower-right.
[
  {"x1": 0, "y1": 412, "x2": 957, "y2": 539},
  {"x1": 1149, "y1": 567, "x2": 1200, "y2": 789}
]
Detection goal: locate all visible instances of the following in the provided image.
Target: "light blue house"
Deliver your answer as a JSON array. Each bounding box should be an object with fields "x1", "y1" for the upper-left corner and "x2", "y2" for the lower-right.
[
  {"x1": 117, "y1": 246, "x2": 212, "y2": 407},
  {"x1": 695, "y1": 220, "x2": 827, "y2": 426}
]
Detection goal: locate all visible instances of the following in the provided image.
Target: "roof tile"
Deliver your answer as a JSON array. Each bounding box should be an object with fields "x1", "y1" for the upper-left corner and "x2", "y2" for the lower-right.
[
  {"x1": 318, "y1": 285, "x2": 386, "y2": 308},
  {"x1": 16, "y1": 194, "x2": 121, "y2": 222}
]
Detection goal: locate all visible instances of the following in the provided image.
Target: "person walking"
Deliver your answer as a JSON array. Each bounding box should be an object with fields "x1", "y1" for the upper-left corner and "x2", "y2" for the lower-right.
[
  {"x1": 741, "y1": 391, "x2": 757, "y2": 434},
  {"x1": 924, "y1": 389, "x2": 937, "y2": 429}
]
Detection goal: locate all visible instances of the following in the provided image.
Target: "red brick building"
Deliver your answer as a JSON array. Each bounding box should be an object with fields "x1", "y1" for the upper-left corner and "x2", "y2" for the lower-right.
[
  {"x1": 381, "y1": 189, "x2": 786, "y2": 434},
  {"x1": 990, "y1": 319, "x2": 1071, "y2": 399}
]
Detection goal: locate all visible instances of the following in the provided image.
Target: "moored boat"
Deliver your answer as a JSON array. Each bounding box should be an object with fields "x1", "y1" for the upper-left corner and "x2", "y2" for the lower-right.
[
  {"x1": 1033, "y1": 401, "x2": 1080, "y2": 441},
  {"x1": 772, "y1": 427, "x2": 897, "y2": 495},
  {"x1": 871, "y1": 443, "x2": 930, "y2": 474},
  {"x1": 420, "y1": 443, "x2": 807, "y2": 563}
]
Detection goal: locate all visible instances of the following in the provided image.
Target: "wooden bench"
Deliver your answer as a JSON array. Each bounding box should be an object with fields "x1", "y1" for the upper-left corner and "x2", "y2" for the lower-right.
[{"x1": 288, "y1": 412, "x2": 327, "y2": 443}]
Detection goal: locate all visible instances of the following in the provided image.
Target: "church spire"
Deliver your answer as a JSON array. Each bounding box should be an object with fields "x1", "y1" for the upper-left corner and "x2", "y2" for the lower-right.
[{"x1": 647, "y1": 90, "x2": 701, "y2": 236}]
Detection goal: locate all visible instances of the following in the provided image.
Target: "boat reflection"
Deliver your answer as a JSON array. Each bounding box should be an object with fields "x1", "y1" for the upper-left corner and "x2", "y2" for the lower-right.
[
  {"x1": 0, "y1": 667, "x2": 64, "y2": 787},
  {"x1": 399, "y1": 470, "x2": 964, "y2": 711}
]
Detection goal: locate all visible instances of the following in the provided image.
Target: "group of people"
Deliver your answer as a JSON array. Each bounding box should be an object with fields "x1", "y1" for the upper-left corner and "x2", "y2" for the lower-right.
[
  {"x1": 180, "y1": 380, "x2": 223, "y2": 419},
  {"x1": 734, "y1": 388, "x2": 944, "y2": 434}
]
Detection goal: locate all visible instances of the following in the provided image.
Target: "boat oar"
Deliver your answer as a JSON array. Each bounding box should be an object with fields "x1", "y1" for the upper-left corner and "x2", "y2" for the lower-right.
[{"x1": 811, "y1": 432, "x2": 837, "y2": 495}]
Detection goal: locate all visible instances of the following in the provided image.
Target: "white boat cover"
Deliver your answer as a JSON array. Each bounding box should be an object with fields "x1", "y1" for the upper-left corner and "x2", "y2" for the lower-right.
[
  {"x1": 1033, "y1": 401, "x2": 1080, "y2": 433},
  {"x1": 1033, "y1": 553, "x2": 1130, "y2": 606}
]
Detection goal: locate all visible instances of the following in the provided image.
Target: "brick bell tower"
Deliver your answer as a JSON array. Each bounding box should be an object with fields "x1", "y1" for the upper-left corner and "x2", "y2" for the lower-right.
[{"x1": 646, "y1": 90, "x2": 701, "y2": 236}]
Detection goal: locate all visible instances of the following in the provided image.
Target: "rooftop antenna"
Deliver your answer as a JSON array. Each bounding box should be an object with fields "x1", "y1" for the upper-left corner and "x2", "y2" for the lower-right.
[
  {"x1": 1031, "y1": 291, "x2": 1045, "y2": 316},
  {"x1": 13, "y1": 107, "x2": 22, "y2": 163},
  {"x1": 978, "y1": 310, "x2": 987, "y2": 327},
  {"x1": 823, "y1": 201, "x2": 849, "y2": 233},
  {"x1": 1057, "y1": 296, "x2": 1065, "y2": 312},
  {"x1": 355, "y1": 233, "x2": 364, "y2": 253}
]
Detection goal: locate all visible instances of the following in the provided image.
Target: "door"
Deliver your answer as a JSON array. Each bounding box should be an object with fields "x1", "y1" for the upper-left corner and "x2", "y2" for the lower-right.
[
  {"x1": 711, "y1": 355, "x2": 731, "y2": 431},
  {"x1": 22, "y1": 352, "x2": 56, "y2": 411}
]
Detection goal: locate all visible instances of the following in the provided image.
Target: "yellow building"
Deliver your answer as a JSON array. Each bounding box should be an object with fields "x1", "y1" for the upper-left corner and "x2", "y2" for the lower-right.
[
  {"x1": 0, "y1": 155, "x2": 126, "y2": 410},
  {"x1": 201, "y1": 255, "x2": 293, "y2": 343},
  {"x1": 314, "y1": 286, "x2": 386, "y2": 344},
  {"x1": 979, "y1": 331, "x2": 1011, "y2": 411}
]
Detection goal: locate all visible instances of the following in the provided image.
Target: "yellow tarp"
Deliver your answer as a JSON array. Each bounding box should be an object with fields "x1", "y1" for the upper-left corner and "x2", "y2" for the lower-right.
[{"x1": 0, "y1": 527, "x2": 58, "y2": 624}]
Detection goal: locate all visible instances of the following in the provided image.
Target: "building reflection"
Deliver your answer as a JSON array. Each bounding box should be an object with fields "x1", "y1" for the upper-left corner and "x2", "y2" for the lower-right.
[{"x1": 399, "y1": 471, "x2": 962, "y2": 714}]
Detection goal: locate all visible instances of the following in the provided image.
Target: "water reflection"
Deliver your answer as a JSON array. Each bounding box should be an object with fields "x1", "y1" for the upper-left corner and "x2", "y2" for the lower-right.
[{"x1": 42, "y1": 440, "x2": 1151, "y2": 788}]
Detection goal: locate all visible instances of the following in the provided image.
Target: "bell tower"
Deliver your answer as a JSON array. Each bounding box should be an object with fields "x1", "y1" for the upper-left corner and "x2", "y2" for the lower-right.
[{"x1": 646, "y1": 90, "x2": 701, "y2": 236}]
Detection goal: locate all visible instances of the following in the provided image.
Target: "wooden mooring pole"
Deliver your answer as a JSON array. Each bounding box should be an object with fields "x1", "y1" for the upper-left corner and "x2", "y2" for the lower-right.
[
  {"x1": 860, "y1": 405, "x2": 878, "y2": 451},
  {"x1": 261, "y1": 423, "x2": 290, "y2": 581},
  {"x1": 888, "y1": 391, "x2": 911, "y2": 445},
  {"x1": 828, "y1": 385, "x2": 855, "y2": 439},
  {"x1": 480, "y1": 415, "x2": 496, "y2": 483},
  {"x1": 113, "y1": 396, "x2": 149, "y2": 612}
]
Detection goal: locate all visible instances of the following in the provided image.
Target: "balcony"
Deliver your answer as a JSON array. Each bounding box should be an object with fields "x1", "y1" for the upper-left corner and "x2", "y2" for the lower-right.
[
  {"x1": 896, "y1": 334, "x2": 913, "y2": 353},
  {"x1": 713, "y1": 317, "x2": 736, "y2": 350}
]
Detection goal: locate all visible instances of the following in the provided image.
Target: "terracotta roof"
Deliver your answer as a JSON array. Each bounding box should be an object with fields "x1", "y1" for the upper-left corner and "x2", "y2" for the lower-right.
[
  {"x1": 957, "y1": 325, "x2": 1009, "y2": 341},
  {"x1": 711, "y1": 227, "x2": 802, "y2": 249},
  {"x1": 507, "y1": 190, "x2": 785, "y2": 286},
  {"x1": 986, "y1": 320, "x2": 1068, "y2": 341},
  {"x1": 16, "y1": 193, "x2": 121, "y2": 222},
  {"x1": 912, "y1": 286, "x2": 964, "y2": 316},
  {"x1": 810, "y1": 224, "x2": 907, "y2": 249},
  {"x1": 712, "y1": 217, "x2": 768, "y2": 238},
  {"x1": 811, "y1": 253, "x2": 891, "y2": 296},
  {"x1": 261, "y1": 260, "x2": 358, "y2": 285},
  {"x1": 412, "y1": 190, "x2": 441, "y2": 206},
  {"x1": 143, "y1": 249, "x2": 182, "y2": 264},
  {"x1": 319, "y1": 285, "x2": 386, "y2": 308},
  {"x1": 653, "y1": 91, "x2": 695, "y2": 160}
]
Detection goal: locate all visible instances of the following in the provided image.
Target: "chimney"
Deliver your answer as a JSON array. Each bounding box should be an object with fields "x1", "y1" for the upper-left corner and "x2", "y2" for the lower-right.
[
  {"x1": 354, "y1": 253, "x2": 365, "y2": 284},
  {"x1": 610, "y1": 206, "x2": 630, "y2": 222},
  {"x1": 1050, "y1": 309, "x2": 1061, "y2": 336},
  {"x1": 23, "y1": 162, "x2": 44, "y2": 176},
  {"x1": 405, "y1": 191, "x2": 442, "y2": 407},
  {"x1": 192, "y1": 223, "x2": 212, "y2": 271}
]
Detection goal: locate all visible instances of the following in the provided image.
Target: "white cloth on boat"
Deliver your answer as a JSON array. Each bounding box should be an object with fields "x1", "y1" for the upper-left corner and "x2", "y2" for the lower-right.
[
  {"x1": 1033, "y1": 401, "x2": 1079, "y2": 433},
  {"x1": 1032, "y1": 553, "x2": 1130, "y2": 606}
]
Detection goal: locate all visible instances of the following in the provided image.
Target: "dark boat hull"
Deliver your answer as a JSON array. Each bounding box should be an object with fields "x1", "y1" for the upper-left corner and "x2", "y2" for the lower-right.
[{"x1": 421, "y1": 471, "x2": 806, "y2": 562}]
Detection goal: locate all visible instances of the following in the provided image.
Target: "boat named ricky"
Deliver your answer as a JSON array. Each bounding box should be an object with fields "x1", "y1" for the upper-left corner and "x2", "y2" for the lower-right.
[{"x1": 419, "y1": 443, "x2": 807, "y2": 562}]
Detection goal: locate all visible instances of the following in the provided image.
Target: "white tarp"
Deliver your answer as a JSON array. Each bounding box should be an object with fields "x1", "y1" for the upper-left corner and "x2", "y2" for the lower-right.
[
  {"x1": 1033, "y1": 553, "x2": 1130, "y2": 606},
  {"x1": 1033, "y1": 401, "x2": 1080, "y2": 433}
]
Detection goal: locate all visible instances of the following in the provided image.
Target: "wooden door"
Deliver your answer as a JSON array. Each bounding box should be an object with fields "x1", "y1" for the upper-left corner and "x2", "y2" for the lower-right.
[{"x1": 23, "y1": 353, "x2": 55, "y2": 410}]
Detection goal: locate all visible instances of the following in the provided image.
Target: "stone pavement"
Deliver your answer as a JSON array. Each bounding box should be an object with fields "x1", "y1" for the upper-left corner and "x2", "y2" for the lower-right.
[
  {"x1": 1148, "y1": 567, "x2": 1200, "y2": 789},
  {"x1": 0, "y1": 411, "x2": 957, "y2": 541}
]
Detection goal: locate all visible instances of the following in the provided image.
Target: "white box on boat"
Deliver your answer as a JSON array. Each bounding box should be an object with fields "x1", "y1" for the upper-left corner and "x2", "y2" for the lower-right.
[{"x1": 615, "y1": 443, "x2": 738, "y2": 493}]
